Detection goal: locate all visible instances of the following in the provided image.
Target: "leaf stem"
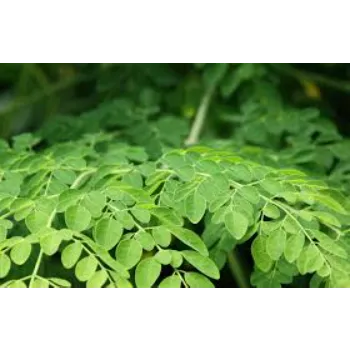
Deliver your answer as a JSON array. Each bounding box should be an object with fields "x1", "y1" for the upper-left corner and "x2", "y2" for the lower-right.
[
  {"x1": 185, "y1": 85, "x2": 216, "y2": 146},
  {"x1": 29, "y1": 249, "x2": 43, "y2": 288}
]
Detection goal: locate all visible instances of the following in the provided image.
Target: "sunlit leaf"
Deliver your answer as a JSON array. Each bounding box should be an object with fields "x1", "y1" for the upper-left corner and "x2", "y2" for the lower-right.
[{"x1": 135, "y1": 257, "x2": 161, "y2": 288}]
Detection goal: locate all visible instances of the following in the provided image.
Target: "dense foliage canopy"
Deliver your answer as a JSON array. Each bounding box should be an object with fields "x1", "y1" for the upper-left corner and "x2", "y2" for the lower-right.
[{"x1": 1, "y1": 63, "x2": 350, "y2": 288}]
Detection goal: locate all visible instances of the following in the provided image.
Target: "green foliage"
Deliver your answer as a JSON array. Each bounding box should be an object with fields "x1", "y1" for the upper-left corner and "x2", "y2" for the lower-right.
[{"x1": 1, "y1": 63, "x2": 350, "y2": 288}]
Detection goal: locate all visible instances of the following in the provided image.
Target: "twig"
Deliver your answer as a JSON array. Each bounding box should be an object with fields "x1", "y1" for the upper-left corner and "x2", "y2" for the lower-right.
[
  {"x1": 29, "y1": 249, "x2": 43, "y2": 288},
  {"x1": 185, "y1": 85, "x2": 216, "y2": 146}
]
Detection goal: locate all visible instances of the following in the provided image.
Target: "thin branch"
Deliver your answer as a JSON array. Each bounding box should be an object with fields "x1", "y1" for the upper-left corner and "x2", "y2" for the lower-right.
[{"x1": 185, "y1": 85, "x2": 216, "y2": 146}]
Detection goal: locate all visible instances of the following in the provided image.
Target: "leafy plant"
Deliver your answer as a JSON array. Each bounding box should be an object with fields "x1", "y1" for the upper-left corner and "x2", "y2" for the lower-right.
[{"x1": 1, "y1": 63, "x2": 350, "y2": 287}]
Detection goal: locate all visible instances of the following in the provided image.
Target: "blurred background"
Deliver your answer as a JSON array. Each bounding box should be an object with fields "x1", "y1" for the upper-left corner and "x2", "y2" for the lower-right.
[{"x1": 1, "y1": 63, "x2": 350, "y2": 140}]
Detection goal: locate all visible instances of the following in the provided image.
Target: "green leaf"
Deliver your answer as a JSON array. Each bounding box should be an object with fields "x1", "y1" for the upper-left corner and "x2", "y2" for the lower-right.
[
  {"x1": 176, "y1": 165, "x2": 195, "y2": 181},
  {"x1": 263, "y1": 203, "x2": 280, "y2": 219},
  {"x1": 162, "y1": 152, "x2": 187, "y2": 169},
  {"x1": 117, "y1": 211, "x2": 135, "y2": 230},
  {"x1": 229, "y1": 164, "x2": 253, "y2": 182},
  {"x1": 184, "y1": 192, "x2": 206, "y2": 224},
  {"x1": 295, "y1": 248, "x2": 308, "y2": 275},
  {"x1": 317, "y1": 263, "x2": 331, "y2": 278},
  {"x1": 135, "y1": 257, "x2": 162, "y2": 288},
  {"x1": 224, "y1": 210, "x2": 249, "y2": 240},
  {"x1": 50, "y1": 278, "x2": 72, "y2": 288},
  {"x1": 82, "y1": 191, "x2": 106, "y2": 218},
  {"x1": 75, "y1": 256, "x2": 98, "y2": 282},
  {"x1": 311, "y1": 211, "x2": 341, "y2": 228},
  {"x1": 93, "y1": 217, "x2": 123, "y2": 250},
  {"x1": 123, "y1": 171, "x2": 143, "y2": 188},
  {"x1": 184, "y1": 272, "x2": 215, "y2": 288},
  {"x1": 135, "y1": 230, "x2": 155, "y2": 251},
  {"x1": 283, "y1": 217, "x2": 300, "y2": 234},
  {"x1": 305, "y1": 244, "x2": 324, "y2": 273},
  {"x1": 152, "y1": 227, "x2": 172, "y2": 248},
  {"x1": 87, "y1": 270, "x2": 108, "y2": 288},
  {"x1": 59, "y1": 229, "x2": 75, "y2": 241},
  {"x1": 80, "y1": 238, "x2": 130, "y2": 279},
  {"x1": 151, "y1": 207, "x2": 183, "y2": 226},
  {"x1": 310, "y1": 230, "x2": 347, "y2": 259},
  {"x1": 0, "y1": 254, "x2": 11, "y2": 278},
  {"x1": 170, "y1": 226, "x2": 208, "y2": 256},
  {"x1": 238, "y1": 186, "x2": 260, "y2": 205},
  {"x1": 40, "y1": 232, "x2": 62, "y2": 256},
  {"x1": 251, "y1": 235, "x2": 273, "y2": 272},
  {"x1": 182, "y1": 250, "x2": 220, "y2": 279},
  {"x1": 32, "y1": 279, "x2": 49, "y2": 288},
  {"x1": 284, "y1": 232, "x2": 305, "y2": 263},
  {"x1": 53, "y1": 169, "x2": 76, "y2": 185},
  {"x1": 13, "y1": 207, "x2": 33, "y2": 221},
  {"x1": 312, "y1": 194, "x2": 347, "y2": 214},
  {"x1": 25, "y1": 210, "x2": 50, "y2": 233},
  {"x1": 0, "y1": 219, "x2": 13, "y2": 230},
  {"x1": 131, "y1": 208, "x2": 151, "y2": 224},
  {"x1": 211, "y1": 206, "x2": 226, "y2": 225},
  {"x1": 209, "y1": 193, "x2": 231, "y2": 212},
  {"x1": 115, "y1": 239, "x2": 143, "y2": 269},
  {"x1": 260, "y1": 179, "x2": 282, "y2": 195},
  {"x1": 57, "y1": 189, "x2": 82, "y2": 212},
  {"x1": 298, "y1": 210, "x2": 314, "y2": 222},
  {"x1": 158, "y1": 275, "x2": 182, "y2": 288},
  {"x1": 112, "y1": 274, "x2": 133, "y2": 288},
  {"x1": 279, "y1": 191, "x2": 298, "y2": 204},
  {"x1": 196, "y1": 159, "x2": 221, "y2": 174},
  {"x1": 65, "y1": 205, "x2": 91, "y2": 231},
  {"x1": 155, "y1": 250, "x2": 172, "y2": 265},
  {"x1": 10, "y1": 240, "x2": 32, "y2": 265},
  {"x1": 170, "y1": 250, "x2": 183, "y2": 268},
  {"x1": 266, "y1": 229, "x2": 286, "y2": 260},
  {"x1": 10, "y1": 198, "x2": 34, "y2": 218},
  {"x1": 61, "y1": 242, "x2": 83, "y2": 269},
  {"x1": 8, "y1": 280, "x2": 27, "y2": 288}
]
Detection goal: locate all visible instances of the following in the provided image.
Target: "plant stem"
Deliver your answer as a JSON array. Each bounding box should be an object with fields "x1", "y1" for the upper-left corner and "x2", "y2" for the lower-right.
[
  {"x1": 185, "y1": 85, "x2": 216, "y2": 146},
  {"x1": 29, "y1": 249, "x2": 43, "y2": 288},
  {"x1": 227, "y1": 250, "x2": 250, "y2": 288}
]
